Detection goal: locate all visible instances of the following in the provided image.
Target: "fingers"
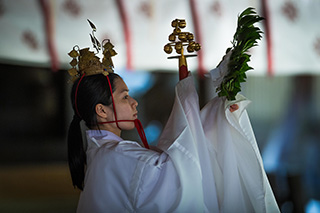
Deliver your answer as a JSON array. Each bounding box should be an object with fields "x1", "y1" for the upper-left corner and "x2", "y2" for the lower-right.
[{"x1": 229, "y1": 104, "x2": 239, "y2": 112}]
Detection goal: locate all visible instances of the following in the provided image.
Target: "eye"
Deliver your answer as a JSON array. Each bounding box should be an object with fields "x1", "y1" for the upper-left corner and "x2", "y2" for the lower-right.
[{"x1": 124, "y1": 95, "x2": 129, "y2": 99}]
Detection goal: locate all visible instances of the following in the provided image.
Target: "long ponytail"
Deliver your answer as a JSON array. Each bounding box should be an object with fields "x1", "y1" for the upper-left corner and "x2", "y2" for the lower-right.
[
  {"x1": 67, "y1": 114, "x2": 86, "y2": 190},
  {"x1": 67, "y1": 73, "x2": 120, "y2": 190}
]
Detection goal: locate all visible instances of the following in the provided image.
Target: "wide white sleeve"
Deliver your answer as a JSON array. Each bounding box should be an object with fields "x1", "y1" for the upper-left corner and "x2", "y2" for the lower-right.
[
  {"x1": 200, "y1": 92, "x2": 280, "y2": 213},
  {"x1": 157, "y1": 76, "x2": 219, "y2": 212},
  {"x1": 157, "y1": 73, "x2": 279, "y2": 213},
  {"x1": 202, "y1": 51, "x2": 280, "y2": 212},
  {"x1": 78, "y1": 141, "x2": 182, "y2": 213}
]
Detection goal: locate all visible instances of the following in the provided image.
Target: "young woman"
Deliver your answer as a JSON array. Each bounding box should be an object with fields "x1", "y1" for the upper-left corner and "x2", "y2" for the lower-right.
[{"x1": 68, "y1": 63, "x2": 279, "y2": 212}]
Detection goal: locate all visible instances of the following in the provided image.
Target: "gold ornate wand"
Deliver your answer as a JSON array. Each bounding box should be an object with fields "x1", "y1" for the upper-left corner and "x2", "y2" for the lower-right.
[{"x1": 164, "y1": 19, "x2": 201, "y2": 80}]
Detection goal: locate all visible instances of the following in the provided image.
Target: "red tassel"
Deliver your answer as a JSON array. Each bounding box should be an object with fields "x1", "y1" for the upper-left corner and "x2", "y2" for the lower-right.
[{"x1": 134, "y1": 119, "x2": 149, "y2": 149}]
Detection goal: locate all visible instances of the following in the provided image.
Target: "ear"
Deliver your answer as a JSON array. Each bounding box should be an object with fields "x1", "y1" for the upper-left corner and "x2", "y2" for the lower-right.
[{"x1": 95, "y1": 103, "x2": 108, "y2": 119}]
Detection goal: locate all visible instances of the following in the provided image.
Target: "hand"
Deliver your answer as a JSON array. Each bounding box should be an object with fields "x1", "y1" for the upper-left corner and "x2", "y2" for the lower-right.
[{"x1": 229, "y1": 104, "x2": 239, "y2": 112}]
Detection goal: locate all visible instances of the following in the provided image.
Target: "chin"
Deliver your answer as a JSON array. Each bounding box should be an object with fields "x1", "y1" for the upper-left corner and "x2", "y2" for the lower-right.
[{"x1": 120, "y1": 124, "x2": 136, "y2": 131}]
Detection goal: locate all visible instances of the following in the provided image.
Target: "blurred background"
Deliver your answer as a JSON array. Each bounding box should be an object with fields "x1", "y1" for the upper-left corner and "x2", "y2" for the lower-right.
[{"x1": 0, "y1": 0, "x2": 319, "y2": 212}]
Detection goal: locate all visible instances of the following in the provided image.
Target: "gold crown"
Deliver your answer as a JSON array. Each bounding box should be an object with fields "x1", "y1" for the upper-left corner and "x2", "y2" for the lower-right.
[{"x1": 67, "y1": 19, "x2": 117, "y2": 82}]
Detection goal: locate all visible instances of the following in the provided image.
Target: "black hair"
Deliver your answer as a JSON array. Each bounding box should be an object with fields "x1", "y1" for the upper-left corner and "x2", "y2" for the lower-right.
[{"x1": 67, "y1": 73, "x2": 120, "y2": 190}]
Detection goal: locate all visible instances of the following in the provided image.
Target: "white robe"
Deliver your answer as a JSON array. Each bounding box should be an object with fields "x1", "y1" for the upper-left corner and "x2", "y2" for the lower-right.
[
  {"x1": 77, "y1": 75, "x2": 279, "y2": 213},
  {"x1": 158, "y1": 76, "x2": 279, "y2": 213}
]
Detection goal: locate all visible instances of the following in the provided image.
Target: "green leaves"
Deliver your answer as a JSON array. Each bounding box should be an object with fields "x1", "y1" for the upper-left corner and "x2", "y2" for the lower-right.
[{"x1": 216, "y1": 7, "x2": 264, "y2": 100}]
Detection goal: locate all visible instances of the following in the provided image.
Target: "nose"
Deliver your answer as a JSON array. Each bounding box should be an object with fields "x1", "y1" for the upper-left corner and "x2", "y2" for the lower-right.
[{"x1": 131, "y1": 97, "x2": 138, "y2": 107}]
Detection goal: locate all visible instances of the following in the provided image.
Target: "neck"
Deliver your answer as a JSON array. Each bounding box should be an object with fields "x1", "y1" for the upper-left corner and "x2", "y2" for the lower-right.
[
  {"x1": 93, "y1": 124, "x2": 121, "y2": 137},
  {"x1": 97, "y1": 119, "x2": 150, "y2": 149},
  {"x1": 111, "y1": 128, "x2": 121, "y2": 137}
]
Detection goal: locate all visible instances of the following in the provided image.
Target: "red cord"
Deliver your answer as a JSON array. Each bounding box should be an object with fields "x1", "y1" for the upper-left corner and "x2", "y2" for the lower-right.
[
  {"x1": 105, "y1": 75, "x2": 149, "y2": 149},
  {"x1": 134, "y1": 119, "x2": 149, "y2": 149},
  {"x1": 106, "y1": 75, "x2": 120, "y2": 129},
  {"x1": 74, "y1": 73, "x2": 86, "y2": 118}
]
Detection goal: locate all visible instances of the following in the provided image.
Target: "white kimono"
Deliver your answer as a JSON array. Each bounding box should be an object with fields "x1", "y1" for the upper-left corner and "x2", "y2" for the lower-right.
[{"x1": 77, "y1": 74, "x2": 279, "y2": 213}]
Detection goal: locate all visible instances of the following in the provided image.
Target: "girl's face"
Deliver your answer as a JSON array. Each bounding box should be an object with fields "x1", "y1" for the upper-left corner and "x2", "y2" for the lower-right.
[{"x1": 105, "y1": 78, "x2": 138, "y2": 133}]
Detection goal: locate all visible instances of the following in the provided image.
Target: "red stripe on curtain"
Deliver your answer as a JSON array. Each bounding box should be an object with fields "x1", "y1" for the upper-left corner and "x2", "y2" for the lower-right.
[
  {"x1": 39, "y1": 0, "x2": 59, "y2": 71},
  {"x1": 261, "y1": 0, "x2": 273, "y2": 76},
  {"x1": 189, "y1": 0, "x2": 205, "y2": 78},
  {"x1": 116, "y1": 0, "x2": 133, "y2": 70}
]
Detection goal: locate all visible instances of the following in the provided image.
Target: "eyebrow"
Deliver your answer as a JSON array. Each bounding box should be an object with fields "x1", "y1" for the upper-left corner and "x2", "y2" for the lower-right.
[{"x1": 120, "y1": 89, "x2": 129, "y2": 93}]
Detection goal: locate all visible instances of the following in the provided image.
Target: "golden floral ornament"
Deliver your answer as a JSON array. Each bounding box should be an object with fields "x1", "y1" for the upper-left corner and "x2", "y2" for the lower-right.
[
  {"x1": 164, "y1": 19, "x2": 201, "y2": 57},
  {"x1": 164, "y1": 19, "x2": 201, "y2": 74},
  {"x1": 67, "y1": 19, "x2": 117, "y2": 82}
]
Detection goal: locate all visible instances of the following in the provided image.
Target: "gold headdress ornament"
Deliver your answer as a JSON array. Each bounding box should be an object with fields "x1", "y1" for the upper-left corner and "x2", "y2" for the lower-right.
[
  {"x1": 164, "y1": 19, "x2": 201, "y2": 69},
  {"x1": 67, "y1": 19, "x2": 117, "y2": 82}
]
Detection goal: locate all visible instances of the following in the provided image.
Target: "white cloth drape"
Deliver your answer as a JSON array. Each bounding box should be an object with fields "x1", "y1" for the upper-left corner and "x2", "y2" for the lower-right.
[{"x1": 1, "y1": 0, "x2": 320, "y2": 75}]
